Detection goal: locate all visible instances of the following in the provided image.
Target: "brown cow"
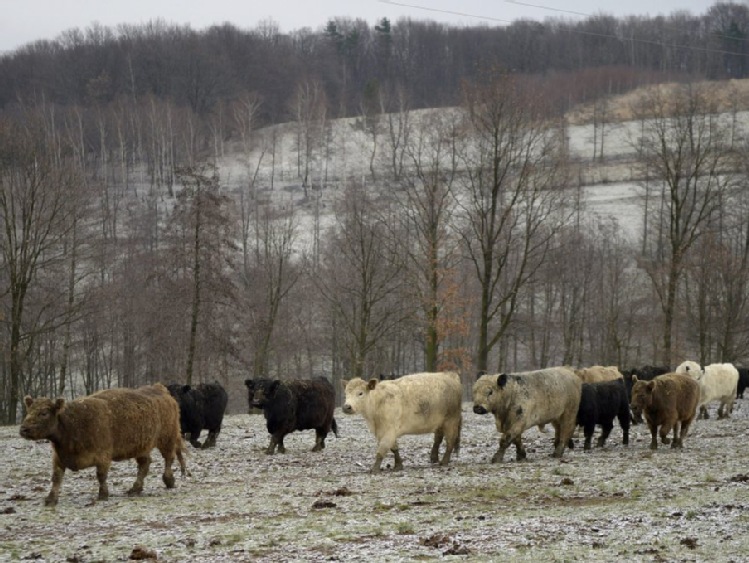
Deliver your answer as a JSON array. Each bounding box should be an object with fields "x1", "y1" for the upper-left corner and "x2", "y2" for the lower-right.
[
  {"x1": 20, "y1": 384, "x2": 186, "y2": 506},
  {"x1": 630, "y1": 373, "x2": 700, "y2": 450}
]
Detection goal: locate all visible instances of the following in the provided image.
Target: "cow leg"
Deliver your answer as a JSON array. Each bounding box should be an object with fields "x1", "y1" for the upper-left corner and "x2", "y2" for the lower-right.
[
  {"x1": 597, "y1": 421, "x2": 614, "y2": 448},
  {"x1": 96, "y1": 462, "x2": 111, "y2": 500},
  {"x1": 678, "y1": 418, "x2": 693, "y2": 446},
  {"x1": 659, "y1": 420, "x2": 673, "y2": 445},
  {"x1": 127, "y1": 455, "x2": 151, "y2": 495},
  {"x1": 159, "y1": 447, "x2": 176, "y2": 489},
  {"x1": 430, "y1": 429, "x2": 444, "y2": 464},
  {"x1": 188, "y1": 426, "x2": 203, "y2": 448},
  {"x1": 45, "y1": 454, "x2": 65, "y2": 506},
  {"x1": 513, "y1": 436, "x2": 527, "y2": 461},
  {"x1": 440, "y1": 419, "x2": 461, "y2": 466},
  {"x1": 699, "y1": 406, "x2": 709, "y2": 419},
  {"x1": 583, "y1": 423, "x2": 595, "y2": 451},
  {"x1": 670, "y1": 421, "x2": 683, "y2": 448},
  {"x1": 312, "y1": 429, "x2": 326, "y2": 452},
  {"x1": 553, "y1": 417, "x2": 576, "y2": 458},
  {"x1": 392, "y1": 448, "x2": 404, "y2": 471},
  {"x1": 647, "y1": 420, "x2": 658, "y2": 450},
  {"x1": 202, "y1": 430, "x2": 219, "y2": 449},
  {"x1": 266, "y1": 433, "x2": 285, "y2": 455},
  {"x1": 492, "y1": 434, "x2": 512, "y2": 463}
]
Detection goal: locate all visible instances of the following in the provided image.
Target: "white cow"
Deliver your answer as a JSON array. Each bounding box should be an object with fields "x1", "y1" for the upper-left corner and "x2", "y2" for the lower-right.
[
  {"x1": 341, "y1": 372, "x2": 463, "y2": 473},
  {"x1": 675, "y1": 360, "x2": 738, "y2": 419}
]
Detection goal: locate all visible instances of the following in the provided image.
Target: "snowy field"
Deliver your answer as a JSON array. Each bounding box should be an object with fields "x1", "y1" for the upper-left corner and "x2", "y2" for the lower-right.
[{"x1": 2, "y1": 399, "x2": 749, "y2": 562}]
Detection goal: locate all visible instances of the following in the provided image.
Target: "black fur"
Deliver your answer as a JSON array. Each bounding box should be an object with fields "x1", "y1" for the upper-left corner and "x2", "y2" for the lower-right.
[
  {"x1": 737, "y1": 367, "x2": 749, "y2": 399},
  {"x1": 166, "y1": 382, "x2": 228, "y2": 448},
  {"x1": 244, "y1": 377, "x2": 338, "y2": 454},
  {"x1": 569, "y1": 379, "x2": 630, "y2": 451}
]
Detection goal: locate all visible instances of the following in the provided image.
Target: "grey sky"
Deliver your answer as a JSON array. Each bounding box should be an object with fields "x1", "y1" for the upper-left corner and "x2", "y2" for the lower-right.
[{"x1": 0, "y1": 0, "x2": 722, "y2": 53}]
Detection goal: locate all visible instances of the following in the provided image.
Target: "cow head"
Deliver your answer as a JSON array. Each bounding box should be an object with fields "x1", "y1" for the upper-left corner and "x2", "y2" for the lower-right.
[
  {"x1": 676, "y1": 360, "x2": 704, "y2": 380},
  {"x1": 629, "y1": 376, "x2": 654, "y2": 419},
  {"x1": 472, "y1": 373, "x2": 505, "y2": 415},
  {"x1": 244, "y1": 379, "x2": 280, "y2": 410},
  {"x1": 19, "y1": 396, "x2": 65, "y2": 440},
  {"x1": 342, "y1": 378, "x2": 373, "y2": 415}
]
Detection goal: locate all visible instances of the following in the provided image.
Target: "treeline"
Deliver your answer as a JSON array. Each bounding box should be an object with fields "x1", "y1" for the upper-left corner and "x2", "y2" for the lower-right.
[
  {"x1": 1, "y1": 2, "x2": 748, "y2": 123},
  {"x1": 3, "y1": 72, "x2": 749, "y2": 425}
]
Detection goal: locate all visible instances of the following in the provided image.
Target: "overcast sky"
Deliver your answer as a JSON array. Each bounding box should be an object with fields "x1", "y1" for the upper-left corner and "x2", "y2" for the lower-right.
[{"x1": 0, "y1": 0, "x2": 721, "y2": 53}]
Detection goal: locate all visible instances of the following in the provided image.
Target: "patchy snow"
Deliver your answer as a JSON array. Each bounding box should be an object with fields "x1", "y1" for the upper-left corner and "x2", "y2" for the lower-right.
[{"x1": 2, "y1": 399, "x2": 749, "y2": 562}]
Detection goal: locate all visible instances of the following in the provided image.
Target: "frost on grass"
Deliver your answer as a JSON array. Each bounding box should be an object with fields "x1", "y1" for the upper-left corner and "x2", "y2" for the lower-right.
[{"x1": 2, "y1": 401, "x2": 749, "y2": 562}]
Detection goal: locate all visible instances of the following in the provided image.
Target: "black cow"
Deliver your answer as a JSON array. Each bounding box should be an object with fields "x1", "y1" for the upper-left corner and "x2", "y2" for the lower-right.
[
  {"x1": 737, "y1": 367, "x2": 749, "y2": 399},
  {"x1": 166, "y1": 382, "x2": 228, "y2": 448},
  {"x1": 244, "y1": 377, "x2": 338, "y2": 454},
  {"x1": 568, "y1": 379, "x2": 630, "y2": 451}
]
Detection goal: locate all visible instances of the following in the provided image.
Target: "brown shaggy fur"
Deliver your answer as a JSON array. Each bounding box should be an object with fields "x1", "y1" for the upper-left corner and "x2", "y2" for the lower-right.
[
  {"x1": 630, "y1": 373, "x2": 700, "y2": 450},
  {"x1": 20, "y1": 383, "x2": 186, "y2": 506}
]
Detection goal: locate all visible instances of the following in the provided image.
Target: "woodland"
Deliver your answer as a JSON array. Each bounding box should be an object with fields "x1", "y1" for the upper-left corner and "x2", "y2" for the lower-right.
[{"x1": 3, "y1": 3, "x2": 749, "y2": 422}]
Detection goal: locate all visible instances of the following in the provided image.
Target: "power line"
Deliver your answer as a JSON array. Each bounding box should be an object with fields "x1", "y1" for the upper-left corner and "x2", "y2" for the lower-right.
[{"x1": 377, "y1": 0, "x2": 749, "y2": 59}]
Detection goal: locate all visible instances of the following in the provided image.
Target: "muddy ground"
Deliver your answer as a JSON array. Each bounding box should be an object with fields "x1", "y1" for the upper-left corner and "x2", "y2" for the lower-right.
[{"x1": 1, "y1": 398, "x2": 749, "y2": 562}]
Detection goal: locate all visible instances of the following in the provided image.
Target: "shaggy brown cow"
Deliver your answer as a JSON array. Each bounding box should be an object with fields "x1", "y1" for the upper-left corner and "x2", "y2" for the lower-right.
[
  {"x1": 20, "y1": 384, "x2": 186, "y2": 506},
  {"x1": 630, "y1": 373, "x2": 700, "y2": 450}
]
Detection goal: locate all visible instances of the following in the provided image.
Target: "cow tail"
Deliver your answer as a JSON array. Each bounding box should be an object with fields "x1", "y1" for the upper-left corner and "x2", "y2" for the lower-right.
[{"x1": 331, "y1": 417, "x2": 339, "y2": 437}]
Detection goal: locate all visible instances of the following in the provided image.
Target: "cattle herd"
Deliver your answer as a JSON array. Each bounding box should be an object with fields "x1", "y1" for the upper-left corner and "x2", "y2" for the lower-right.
[{"x1": 16, "y1": 360, "x2": 749, "y2": 506}]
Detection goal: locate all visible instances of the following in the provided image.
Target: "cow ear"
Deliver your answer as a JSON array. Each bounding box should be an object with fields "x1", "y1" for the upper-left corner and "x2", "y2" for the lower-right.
[
  {"x1": 632, "y1": 375, "x2": 638, "y2": 383},
  {"x1": 182, "y1": 385, "x2": 191, "y2": 392},
  {"x1": 367, "y1": 378, "x2": 378, "y2": 391},
  {"x1": 24, "y1": 396, "x2": 33, "y2": 408},
  {"x1": 340, "y1": 379, "x2": 349, "y2": 390},
  {"x1": 497, "y1": 373, "x2": 508, "y2": 388},
  {"x1": 53, "y1": 398, "x2": 65, "y2": 412},
  {"x1": 269, "y1": 380, "x2": 281, "y2": 395},
  {"x1": 476, "y1": 370, "x2": 486, "y2": 382},
  {"x1": 244, "y1": 379, "x2": 253, "y2": 389}
]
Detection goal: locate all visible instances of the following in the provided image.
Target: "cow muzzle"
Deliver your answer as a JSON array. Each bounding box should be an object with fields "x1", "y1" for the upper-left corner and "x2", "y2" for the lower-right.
[
  {"x1": 342, "y1": 404, "x2": 354, "y2": 414},
  {"x1": 473, "y1": 405, "x2": 488, "y2": 415}
]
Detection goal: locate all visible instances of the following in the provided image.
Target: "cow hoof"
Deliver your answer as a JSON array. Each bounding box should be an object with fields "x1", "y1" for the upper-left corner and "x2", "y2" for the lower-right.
[
  {"x1": 163, "y1": 474, "x2": 176, "y2": 488},
  {"x1": 126, "y1": 486, "x2": 143, "y2": 496},
  {"x1": 44, "y1": 496, "x2": 58, "y2": 507}
]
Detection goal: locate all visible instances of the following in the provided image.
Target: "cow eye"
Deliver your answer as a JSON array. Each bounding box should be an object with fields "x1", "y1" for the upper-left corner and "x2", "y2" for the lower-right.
[{"x1": 357, "y1": 391, "x2": 364, "y2": 397}]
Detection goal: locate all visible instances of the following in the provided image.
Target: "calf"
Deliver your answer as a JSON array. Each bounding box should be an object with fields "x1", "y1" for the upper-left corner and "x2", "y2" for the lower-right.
[
  {"x1": 569, "y1": 379, "x2": 630, "y2": 451},
  {"x1": 167, "y1": 382, "x2": 228, "y2": 448},
  {"x1": 621, "y1": 365, "x2": 670, "y2": 423},
  {"x1": 630, "y1": 373, "x2": 699, "y2": 449},
  {"x1": 244, "y1": 377, "x2": 337, "y2": 454},
  {"x1": 19, "y1": 384, "x2": 186, "y2": 506},
  {"x1": 472, "y1": 367, "x2": 581, "y2": 462},
  {"x1": 342, "y1": 371, "x2": 462, "y2": 473},
  {"x1": 675, "y1": 361, "x2": 738, "y2": 419}
]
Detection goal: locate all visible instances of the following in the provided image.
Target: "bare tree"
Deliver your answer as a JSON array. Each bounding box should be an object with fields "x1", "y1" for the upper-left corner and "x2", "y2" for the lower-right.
[
  {"x1": 398, "y1": 110, "x2": 462, "y2": 371},
  {"x1": 291, "y1": 81, "x2": 327, "y2": 196},
  {"x1": 458, "y1": 72, "x2": 573, "y2": 373},
  {"x1": 317, "y1": 183, "x2": 407, "y2": 379},
  {"x1": 241, "y1": 204, "x2": 303, "y2": 378},
  {"x1": 0, "y1": 113, "x2": 82, "y2": 423},
  {"x1": 633, "y1": 83, "x2": 736, "y2": 365},
  {"x1": 171, "y1": 164, "x2": 236, "y2": 385}
]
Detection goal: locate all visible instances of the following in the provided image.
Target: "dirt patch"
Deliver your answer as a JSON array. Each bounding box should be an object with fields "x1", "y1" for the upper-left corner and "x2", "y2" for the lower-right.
[{"x1": 2, "y1": 400, "x2": 749, "y2": 561}]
